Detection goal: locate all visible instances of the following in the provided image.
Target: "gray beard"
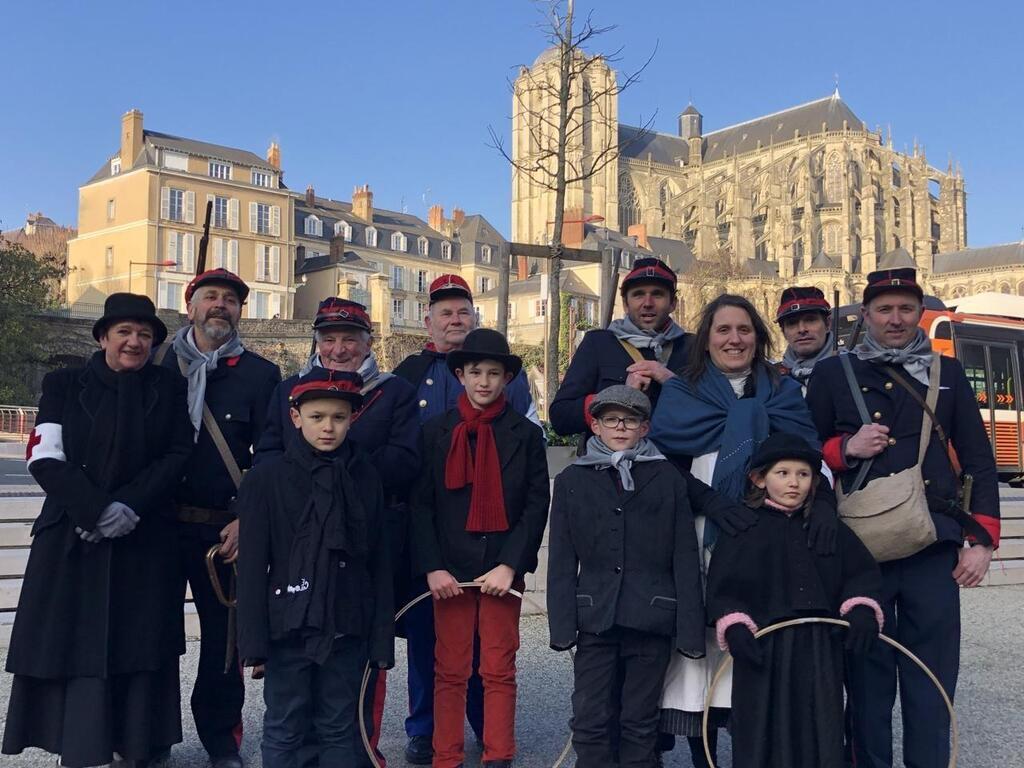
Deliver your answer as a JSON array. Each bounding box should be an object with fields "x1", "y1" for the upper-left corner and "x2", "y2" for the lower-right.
[{"x1": 200, "y1": 318, "x2": 235, "y2": 342}]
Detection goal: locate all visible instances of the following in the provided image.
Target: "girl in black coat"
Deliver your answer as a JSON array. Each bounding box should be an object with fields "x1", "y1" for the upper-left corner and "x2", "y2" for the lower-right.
[
  {"x1": 3, "y1": 295, "x2": 193, "y2": 768},
  {"x1": 708, "y1": 433, "x2": 883, "y2": 768}
]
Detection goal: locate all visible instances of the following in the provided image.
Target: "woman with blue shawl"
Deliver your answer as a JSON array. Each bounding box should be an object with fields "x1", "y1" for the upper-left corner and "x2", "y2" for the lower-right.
[{"x1": 645, "y1": 295, "x2": 838, "y2": 768}]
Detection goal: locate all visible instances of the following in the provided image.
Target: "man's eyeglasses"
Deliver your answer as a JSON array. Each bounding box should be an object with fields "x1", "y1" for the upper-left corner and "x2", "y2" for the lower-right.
[{"x1": 596, "y1": 415, "x2": 642, "y2": 430}]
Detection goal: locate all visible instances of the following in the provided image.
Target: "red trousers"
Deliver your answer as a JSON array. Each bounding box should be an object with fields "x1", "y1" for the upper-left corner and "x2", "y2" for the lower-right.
[{"x1": 432, "y1": 589, "x2": 522, "y2": 767}]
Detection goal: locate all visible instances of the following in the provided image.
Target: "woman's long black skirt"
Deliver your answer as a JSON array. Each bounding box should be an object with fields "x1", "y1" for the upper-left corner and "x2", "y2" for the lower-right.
[{"x1": 3, "y1": 660, "x2": 182, "y2": 768}]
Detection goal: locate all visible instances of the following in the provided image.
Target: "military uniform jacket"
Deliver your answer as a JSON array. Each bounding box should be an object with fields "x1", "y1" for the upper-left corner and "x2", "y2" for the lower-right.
[
  {"x1": 806, "y1": 353, "x2": 1000, "y2": 547},
  {"x1": 255, "y1": 372, "x2": 420, "y2": 502},
  {"x1": 549, "y1": 328, "x2": 691, "y2": 437},
  {"x1": 235, "y1": 444, "x2": 394, "y2": 667},
  {"x1": 410, "y1": 406, "x2": 550, "y2": 583},
  {"x1": 159, "y1": 346, "x2": 280, "y2": 522},
  {"x1": 547, "y1": 461, "x2": 730, "y2": 657}
]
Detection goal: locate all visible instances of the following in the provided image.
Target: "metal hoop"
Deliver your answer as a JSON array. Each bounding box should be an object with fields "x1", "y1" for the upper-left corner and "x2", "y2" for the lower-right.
[
  {"x1": 358, "y1": 582, "x2": 575, "y2": 768},
  {"x1": 205, "y1": 544, "x2": 236, "y2": 608},
  {"x1": 701, "y1": 617, "x2": 958, "y2": 768}
]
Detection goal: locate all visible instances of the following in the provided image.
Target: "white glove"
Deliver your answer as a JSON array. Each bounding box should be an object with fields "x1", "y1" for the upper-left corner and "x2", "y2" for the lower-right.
[{"x1": 94, "y1": 502, "x2": 140, "y2": 539}]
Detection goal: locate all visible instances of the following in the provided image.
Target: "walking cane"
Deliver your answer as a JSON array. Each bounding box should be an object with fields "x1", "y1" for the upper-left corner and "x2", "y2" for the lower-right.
[{"x1": 205, "y1": 545, "x2": 238, "y2": 674}]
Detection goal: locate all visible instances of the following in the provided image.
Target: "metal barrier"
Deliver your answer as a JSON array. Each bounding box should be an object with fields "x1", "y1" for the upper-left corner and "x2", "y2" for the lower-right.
[{"x1": 0, "y1": 406, "x2": 38, "y2": 442}]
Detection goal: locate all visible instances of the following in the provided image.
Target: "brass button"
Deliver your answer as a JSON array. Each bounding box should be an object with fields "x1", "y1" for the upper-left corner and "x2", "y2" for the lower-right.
[
  {"x1": 924, "y1": 479, "x2": 931, "y2": 486},
  {"x1": 888, "y1": 437, "x2": 896, "y2": 446},
  {"x1": 885, "y1": 382, "x2": 894, "y2": 390},
  {"x1": 419, "y1": 399, "x2": 427, "y2": 408},
  {"x1": 274, "y1": 588, "x2": 281, "y2": 595},
  {"x1": 426, "y1": 378, "x2": 434, "y2": 385},
  {"x1": 889, "y1": 472, "x2": 896, "y2": 477},
  {"x1": 861, "y1": 386, "x2": 869, "y2": 393},
  {"x1": 225, "y1": 413, "x2": 232, "y2": 420},
  {"x1": 873, "y1": 411, "x2": 882, "y2": 420}
]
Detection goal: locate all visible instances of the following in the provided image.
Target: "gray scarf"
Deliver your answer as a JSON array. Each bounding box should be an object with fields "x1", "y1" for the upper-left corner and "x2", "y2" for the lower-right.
[
  {"x1": 172, "y1": 326, "x2": 246, "y2": 438},
  {"x1": 299, "y1": 349, "x2": 393, "y2": 394},
  {"x1": 574, "y1": 436, "x2": 666, "y2": 491},
  {"x1": 607, "y1": 316, "x2": 686, "y2": 362},
  {"x1": 781, "y1": 332, "x2": 835, "y2": 385},
  {"x1": 854, "y1": 327, "x2": 933, "y2": 386}
]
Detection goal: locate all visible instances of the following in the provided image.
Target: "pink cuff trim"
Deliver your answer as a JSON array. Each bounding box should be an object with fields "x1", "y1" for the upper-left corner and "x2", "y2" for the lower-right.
[
  {"x1": 715, "y1": 612, "x2": 759, "y2": 651},
  {"x1": 840, "y1": 597, "x2": 884, "y2": 632}
]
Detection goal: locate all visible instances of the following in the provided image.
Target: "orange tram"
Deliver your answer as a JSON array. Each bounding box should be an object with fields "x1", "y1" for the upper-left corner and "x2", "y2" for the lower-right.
[{"x1": 836, "y1": 294, "x2": 1024, "y2": 483}]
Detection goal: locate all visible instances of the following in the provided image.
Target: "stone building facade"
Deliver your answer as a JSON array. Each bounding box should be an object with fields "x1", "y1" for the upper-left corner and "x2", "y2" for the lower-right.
[{"x1": 510, "y1": 47, "x2": 1024, "y2": 311}]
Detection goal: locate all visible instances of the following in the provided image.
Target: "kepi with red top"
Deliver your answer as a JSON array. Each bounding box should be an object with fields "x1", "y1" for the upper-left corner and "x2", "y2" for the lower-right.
[
  {"x1": 428, "y1": 274, "x2": 472, "y2": 305},
  {"x1": 185, "y1": 268, "x2": 250, "y2": 304},
  {"x1": 862, "y1": 267, "x2": 924, "y2": 304},
  {"x1": 288, "y1": 369, "x2": 364, "y2": 410},
  {"x1": 775, "y1": 286, "x2": 831, "y2": 324},
  {"x1": 311, "y1": 297, "x2": 371, "y2": 333},
  {"x1": 619, "y1": 257, "x2": 677, "y2": 294}
]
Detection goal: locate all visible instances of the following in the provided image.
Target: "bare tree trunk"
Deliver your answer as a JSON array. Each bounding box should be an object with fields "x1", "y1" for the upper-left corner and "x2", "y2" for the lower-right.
[
  {"x1": 546, "y1": 0, "x2": 574, "y2": 410},
  {"x1": 497, "y1": 244, "x2": 510, "y2": 336}
]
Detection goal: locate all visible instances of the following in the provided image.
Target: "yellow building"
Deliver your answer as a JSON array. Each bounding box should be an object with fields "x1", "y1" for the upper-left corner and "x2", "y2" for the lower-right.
[{"x1": 67, "y1": 109, "x2": 296, "y2": 318}]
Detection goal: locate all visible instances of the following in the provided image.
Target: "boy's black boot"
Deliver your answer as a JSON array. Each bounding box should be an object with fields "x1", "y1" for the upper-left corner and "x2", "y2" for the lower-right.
[
  {"x1": 404, "y1": 735, "x2": 433, "y2": 765},
  {"x1": 483, "y1": 762, "x2": 512, "y2": 767}
]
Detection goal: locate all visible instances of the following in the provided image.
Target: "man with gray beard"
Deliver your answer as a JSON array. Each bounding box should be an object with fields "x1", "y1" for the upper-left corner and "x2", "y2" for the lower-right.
[{"x1": 158, "y1": 268, "x2": 281, "y2": 768}]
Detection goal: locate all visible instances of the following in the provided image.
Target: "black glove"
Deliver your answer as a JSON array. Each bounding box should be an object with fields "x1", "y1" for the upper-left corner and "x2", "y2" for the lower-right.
[
  {"x1": 706, "y1": 500, "x2": 759, "y2": 537},
  {"x1": 806, "y1": 495, "x2": 838, "y2": 555},
  {"x1": 724, "y1": 623, "x2": 763, "y2": 667},
  {"x1": 844, "y1": 605, "x2": 880, "y2": 655}
]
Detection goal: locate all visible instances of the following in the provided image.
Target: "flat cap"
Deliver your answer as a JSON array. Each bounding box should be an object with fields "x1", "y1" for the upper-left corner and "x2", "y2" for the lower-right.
[{"x1": 588, "y1": 385, "x2": 652, "y2": 420}]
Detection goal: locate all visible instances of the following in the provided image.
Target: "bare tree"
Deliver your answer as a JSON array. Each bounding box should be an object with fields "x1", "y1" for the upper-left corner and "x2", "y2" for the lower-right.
[{"x1": 489, "y1": 0, "x2": 655, "y2": 406}]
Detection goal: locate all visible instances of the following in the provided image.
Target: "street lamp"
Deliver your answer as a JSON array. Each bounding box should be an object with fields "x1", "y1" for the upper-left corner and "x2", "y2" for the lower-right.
[{"x1": 128, "y1": 260, "x2": 177, "y2": 294}]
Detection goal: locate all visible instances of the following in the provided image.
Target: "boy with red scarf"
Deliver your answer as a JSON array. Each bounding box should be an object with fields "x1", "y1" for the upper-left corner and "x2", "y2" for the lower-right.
[{"x1": 411, "y1": 328, "x2": 550, "y2": 768}]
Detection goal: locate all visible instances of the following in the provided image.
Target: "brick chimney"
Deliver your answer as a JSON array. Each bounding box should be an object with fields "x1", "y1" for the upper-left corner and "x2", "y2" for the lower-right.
[
  {"x1": 267, "y1": 142, "x2": 281, "y2": 169},
  {"x1": 627, "y1": 223, "x2": 649, "y2": 249},
  {"x1": 428, "y1": 204, "x2": 445, "y2": 233},
  {"x1": 330, "y1": 234, "x2": 347, "y2": 260},
  {"x1": 352, "y1": 185, "x2": 374, "y2": 222},
  {"x1": 517, "y1": 256, "x2": 529, "y2": 280},
  {"x1": 561, "y1": 207, "x2": 585, "y2": 248},
  {"x1": 305, "y1": 184, "x2": 315, "y2": 207},
  {"x1": 452, "y1": 207, "x2": 466, "y2": 231},
  {"x1": 120, "y1": 109, "x2": 144, "y2": 170}
]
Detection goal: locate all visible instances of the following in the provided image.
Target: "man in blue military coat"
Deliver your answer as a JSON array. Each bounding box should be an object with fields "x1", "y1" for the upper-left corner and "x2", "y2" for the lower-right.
[
  {"x1": 549, "y1": 257, "x2": 691, "y2": 439},
  {"x1": 806, "y1": 268, "x2": 1000, "y2": 768},
  {"x1": 160, "y1": 268, "x2": 281, "y2": 768},
  {"x1": 392, "y1": 274, "x2": 539, "y2": 764}
]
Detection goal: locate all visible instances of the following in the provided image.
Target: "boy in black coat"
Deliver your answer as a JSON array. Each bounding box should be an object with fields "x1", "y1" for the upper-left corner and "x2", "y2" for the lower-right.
[
  {"x1": 548, "y1": 385, "x2": 724, "y2": 768},
  {"x1": 236, "y1": 369, "x2": 394, "y2": 768},
  {"x1": 708, "y1": 433, "x2": 882, "y2": 768},
  {"x1": 411, "y1": 329, "x2": 549, "y2": 768}
]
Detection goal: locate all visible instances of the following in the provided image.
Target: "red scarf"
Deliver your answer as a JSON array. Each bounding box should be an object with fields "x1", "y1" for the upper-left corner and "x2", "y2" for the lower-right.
[{"x1": 445, "y1": 392, "x2": 509, "y2": 533}]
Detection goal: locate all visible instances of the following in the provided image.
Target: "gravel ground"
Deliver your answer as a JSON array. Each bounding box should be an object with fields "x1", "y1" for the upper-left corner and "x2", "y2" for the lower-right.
[{"x1": 2, "y1": 583, "x2": 1022, "y2": 767}]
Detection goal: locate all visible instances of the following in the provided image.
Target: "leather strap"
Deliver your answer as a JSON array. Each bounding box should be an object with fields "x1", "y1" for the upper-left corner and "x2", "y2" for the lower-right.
[
  {"x1": 840, "y1": 353, "x2": 874, "y2": 494},
  {"x1": 156, "y1": 342, "x2": 244, "y2": 490},
  {"x1": 618, "y1": 339, "x2": 673, "y2": 366}
]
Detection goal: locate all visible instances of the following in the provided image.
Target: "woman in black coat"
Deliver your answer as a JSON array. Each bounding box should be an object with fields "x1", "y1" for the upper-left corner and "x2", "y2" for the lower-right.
[{"x1": 3, "y1": 294, "x2": 193, "y2": 768}]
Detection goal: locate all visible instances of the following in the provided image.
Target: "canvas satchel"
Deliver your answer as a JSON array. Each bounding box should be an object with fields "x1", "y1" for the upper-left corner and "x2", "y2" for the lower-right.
[{"x1": 835, "y1": 352, "x2": 941, "y2": 562}]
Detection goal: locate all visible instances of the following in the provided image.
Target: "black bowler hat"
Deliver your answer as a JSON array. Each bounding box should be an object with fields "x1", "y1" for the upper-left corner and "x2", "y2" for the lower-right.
[
  {"x1": 776, "y1": 286, "x2": 831, "y2": 324},
  {"x1": 620, "y1": 257, "x2": 677, "y2": 294},
  {"x1": 186, "y1": 268, "x2": 250, "y2": 304},
  {"x1": 749, "y1": 432, "x2": 822, "y2": 471},
  {"x1": 863, "y1": 268, "x2": 923, "y2": 305},
  {"x1": 446, "y1": 328, "x2": 522, "y2": 378},
  {"x1": 312, "y1": 298, "x2": 371, "y2": 333},
  {"x1": 288, "y1": 368, "x2": 364, "y2": 409},
  {"x1": 92, "y1": 293, "x2": 168, "y2": 346}
]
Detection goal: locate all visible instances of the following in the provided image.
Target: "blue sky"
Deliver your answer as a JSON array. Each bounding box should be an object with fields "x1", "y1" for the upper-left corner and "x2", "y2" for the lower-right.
[{"x1": 2, "y1": 1, "x2": 1021, "y2": 248}]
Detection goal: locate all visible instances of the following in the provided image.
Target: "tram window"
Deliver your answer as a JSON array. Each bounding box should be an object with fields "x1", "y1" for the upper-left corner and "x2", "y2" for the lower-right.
[
  {"x1": 960, "y1": 343, "x2": 989, "y2": 406},
  {"x1": 989, "y1": 346, "x2": 1016, "y2": 410}
]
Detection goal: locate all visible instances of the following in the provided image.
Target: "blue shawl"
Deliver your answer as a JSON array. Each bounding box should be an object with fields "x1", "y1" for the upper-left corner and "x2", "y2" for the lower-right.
[{"x1": 650, "y1": 362, "x2": 820, "y2": 549}]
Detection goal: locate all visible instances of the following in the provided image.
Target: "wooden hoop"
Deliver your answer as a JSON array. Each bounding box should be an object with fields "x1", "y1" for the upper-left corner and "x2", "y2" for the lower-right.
[
  {"x1": 358, "y1": 582, "x2": 575, "y2": 768},
  {"x1": 701, "y1": 617, "x2": 958, "y2": 768}
]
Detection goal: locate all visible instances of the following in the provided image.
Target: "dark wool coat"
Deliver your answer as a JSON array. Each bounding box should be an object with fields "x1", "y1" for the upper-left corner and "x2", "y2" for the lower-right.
[
  {"x1": 7, "y1": 363, "x2": 193, "y2": 679},
  {"x1": 547, "y1": 461, "x2": 732, "y2": 657},
  {"x1": 707, "y1": 506, "x2": 883, "y2": 768},
  {"x1": 160, "y1": 347, "x2": 280, "y2": 510},
  {"x1": 806, "y1": 353, "x2": 1000, "y2": 546},
  {"x1": 255, "y1": 373, "x2": 420, "y2": 502},
  {"x1": 235, "y1": 443, "x2": 394, "y2": 668},
  {"x1": 410, "y1": 407, "x2": 549, "y2": 583},
  {"x1": 549, "y1": 328, "x2": 691, "y2": 437}
]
